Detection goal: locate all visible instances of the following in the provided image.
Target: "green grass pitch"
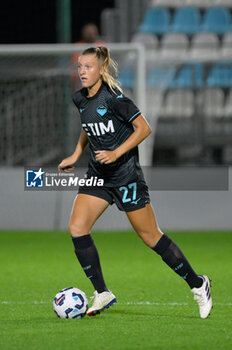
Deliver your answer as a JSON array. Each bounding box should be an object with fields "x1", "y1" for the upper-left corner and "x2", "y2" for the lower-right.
[{"x1": 0, "y1": 230, "x2": 231, "y2": 350}]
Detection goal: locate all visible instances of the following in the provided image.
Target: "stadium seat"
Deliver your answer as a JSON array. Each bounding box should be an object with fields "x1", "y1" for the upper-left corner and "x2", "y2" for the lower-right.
[
  {"x1": 222, "y1": 32, "x2": 232, "y2": 55},
  {"x1": 224, "y1": 89, "x2": 232, "y2": 117},
  {"x1": 190, "y1": 33, "x2": 220, "y2": 58},
  {"x1": 197, "y1": 88, "x2": 228, "y2": 149},
  {"x1": 146, "y1": 90, "x2": 163, "y2": 118},
  {"x1": 160, "y1": 33, "x2": 189, "y2": 58},
  {"x1": 206, "y1": 62, "x2": 232, "y2": 87},
  {"x1": 161, "y1": 33, "x2": 189, "y2": 50},
  {"x1": 192, "y1": 33, "x2": 219, "y2": 49},
  {"x1": 222, "y1": 32, "x2": 232, "y2": 47},
  {"x1": 197, "y1": 88, "x2": 225, "y2": 117},
  {"x1": 200, "y1": 7, "x2": 232, "y2": 33},
  {"x1": 131, "y1": 33, "x2": 159, "y2": 49},
  {"x1": 147, "y1": 66, "x2": 176, "y2": 88},
  {"x1": 150, "y1": 0, "x2": 179, "y2": 6},
  {"x1": 150, "y1": 0, "x2": 229, "y2": 7},
  {"x1": 171, "y1": 7, "x2": 201, "y2": 34},
  {"x1": 160, "y1": 89, "x2": 194, "y2": 117},
  {"x1": 139, "y1": 8, "x2": 170, "y2": 34},
  {"x1": 156, "y1": 89, "x2": 196, "y2": 149},
  {"x1": 169, "y1": 62, "x2": 203, "y2": 88},
  {"x1": 118, "y1": 68, "x2": 135, "y2": 89}
]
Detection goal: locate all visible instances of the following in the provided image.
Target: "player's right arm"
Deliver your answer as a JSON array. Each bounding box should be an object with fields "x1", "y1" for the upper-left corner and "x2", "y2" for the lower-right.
[{"x1": 58, "y1": 129, "x2": 89, "y2": 173}]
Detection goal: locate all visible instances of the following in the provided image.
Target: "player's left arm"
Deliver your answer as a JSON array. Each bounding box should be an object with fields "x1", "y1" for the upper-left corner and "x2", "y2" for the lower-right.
[{"x1": 95, "y1": 114, "x2": 151, "y2": 164}]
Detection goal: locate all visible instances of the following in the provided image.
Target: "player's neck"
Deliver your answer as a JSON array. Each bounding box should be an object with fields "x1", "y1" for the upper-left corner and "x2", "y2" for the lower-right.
[{"x1": 87, "y1": 78, "x2": 102, "y2": 98}]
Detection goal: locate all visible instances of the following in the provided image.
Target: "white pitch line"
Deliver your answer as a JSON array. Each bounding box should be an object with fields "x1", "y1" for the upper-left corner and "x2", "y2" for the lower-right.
[
  {"x1": 0, "y1": 301, "x2": 51, "y2": 305},
  {"x1": 0, "y1": 301, "x2": 232, "y2": 306},
  {"x1": 123, "y1": 302, "x2": 232, "y2": 306},
  {"x1": 125, "y1": 302, "x2": 188, "y2": 306}
]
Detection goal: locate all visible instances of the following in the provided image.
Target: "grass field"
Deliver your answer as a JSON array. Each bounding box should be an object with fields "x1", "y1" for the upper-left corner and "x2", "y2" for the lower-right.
[{"x1": 0, "y1": 230, "x2": 231, "y2": 350}]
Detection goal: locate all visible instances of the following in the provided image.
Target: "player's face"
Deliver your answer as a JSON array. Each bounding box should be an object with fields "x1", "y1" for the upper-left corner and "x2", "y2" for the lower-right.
[{"x1": 78, "y1": 54, "x2": 103, "y2": 89}]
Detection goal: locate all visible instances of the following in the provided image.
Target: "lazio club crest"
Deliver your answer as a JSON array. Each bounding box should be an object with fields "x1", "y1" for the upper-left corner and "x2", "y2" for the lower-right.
[{"x1": 96, "y1": 105, "x2": 107, "y2": 116}]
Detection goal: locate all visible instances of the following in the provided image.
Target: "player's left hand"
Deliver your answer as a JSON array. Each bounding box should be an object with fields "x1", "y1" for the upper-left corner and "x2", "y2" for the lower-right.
[{"x1": 95, "y1": 150, "x2": 117, "y2": 164}]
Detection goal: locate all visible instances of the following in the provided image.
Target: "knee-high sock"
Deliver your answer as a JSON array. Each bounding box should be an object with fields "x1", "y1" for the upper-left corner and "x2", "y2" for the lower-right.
[
  {"x1": 72, "y1": 234, "x2": 108, "y2": 293},
  {"x1": 152, "y1": 234, "x2": 203, "y2": 289}
]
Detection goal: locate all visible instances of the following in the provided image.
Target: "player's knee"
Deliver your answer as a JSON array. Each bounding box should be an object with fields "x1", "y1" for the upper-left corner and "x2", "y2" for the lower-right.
[
  {"x1": 138, "y1": 229, "x2": 162, "y2": 247},
  {"x1": 68, "y1": 220, "x2": 89, "y2": 237}
]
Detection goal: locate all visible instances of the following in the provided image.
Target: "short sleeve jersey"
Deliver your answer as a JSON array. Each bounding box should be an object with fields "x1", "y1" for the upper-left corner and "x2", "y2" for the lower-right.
[{"x1": 72, "y1": 81, "x2": 144, "y2": 187}]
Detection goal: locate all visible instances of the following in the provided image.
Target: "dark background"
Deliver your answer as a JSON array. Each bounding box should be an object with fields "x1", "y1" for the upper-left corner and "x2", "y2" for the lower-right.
[{"x1": 0, "y1": 0, "x2": 114, "y2": 44}]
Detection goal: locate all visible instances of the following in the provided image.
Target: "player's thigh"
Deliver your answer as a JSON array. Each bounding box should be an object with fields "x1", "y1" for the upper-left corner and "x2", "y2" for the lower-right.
[
  {"x1": 126, "y1": 203, "x2": 163, "y2": 247},
  {"x1": 69, "y1": 193, "x2": 109, "y2": 236}
]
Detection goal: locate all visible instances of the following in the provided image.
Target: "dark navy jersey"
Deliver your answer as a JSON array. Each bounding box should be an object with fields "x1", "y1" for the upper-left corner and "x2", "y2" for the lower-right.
[{"x1": 72, "y1": 81, "x2": 145, "y2": 186}]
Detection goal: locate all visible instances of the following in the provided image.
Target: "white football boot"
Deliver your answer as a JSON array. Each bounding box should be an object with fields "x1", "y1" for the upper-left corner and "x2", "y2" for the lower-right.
[
  {"x1": 191, "y1": 275, "x2": 213, "y2": 319},
  {"x1": 87, "y1": 290, "x2": 117, "y2": 316}
]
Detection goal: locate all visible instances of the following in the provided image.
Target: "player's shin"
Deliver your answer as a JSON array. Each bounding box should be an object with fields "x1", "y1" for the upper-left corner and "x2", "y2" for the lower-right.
[
  {"x1": 72, "y1": 234, "x2": 109, "y2": 293},
  {"x1": 152, "y1": 234, "x2": 203, "y2": 289}
]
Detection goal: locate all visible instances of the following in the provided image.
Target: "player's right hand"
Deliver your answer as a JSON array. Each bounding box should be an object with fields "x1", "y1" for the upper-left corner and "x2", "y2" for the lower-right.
[{"x1": 58, "y1": 157, "x2": 76, "y2": 173}]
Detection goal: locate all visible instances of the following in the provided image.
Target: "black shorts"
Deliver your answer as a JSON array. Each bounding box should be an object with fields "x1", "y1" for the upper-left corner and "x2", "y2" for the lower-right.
[{"x1": 78, "y1": 179, "x2": 150, "y2": 212}]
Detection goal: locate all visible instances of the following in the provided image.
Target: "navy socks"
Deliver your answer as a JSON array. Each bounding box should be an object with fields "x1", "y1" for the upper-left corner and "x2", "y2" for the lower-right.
[
  {"x1": 72, "y1": 234, "x2": 108, "y2": 293},
  {"x1": 152, "y1": 234, "x2": 203, "y2": 289}
]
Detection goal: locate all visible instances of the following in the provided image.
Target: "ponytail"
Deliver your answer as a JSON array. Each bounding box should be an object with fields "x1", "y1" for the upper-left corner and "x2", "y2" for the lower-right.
[{"x1": 82, "y1": 46, "x2": 123, "y2": 94}]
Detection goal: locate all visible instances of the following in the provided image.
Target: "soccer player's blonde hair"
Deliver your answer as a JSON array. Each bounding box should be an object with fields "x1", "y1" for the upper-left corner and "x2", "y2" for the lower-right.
[{"x1": 82, "y1": 46, "x2": 123, "y2": 94}]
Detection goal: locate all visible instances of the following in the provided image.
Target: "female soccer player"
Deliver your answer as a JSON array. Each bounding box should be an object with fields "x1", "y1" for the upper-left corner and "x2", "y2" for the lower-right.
[{"x1": 58, "y1": 46, "x2": 212, "y2": 319}]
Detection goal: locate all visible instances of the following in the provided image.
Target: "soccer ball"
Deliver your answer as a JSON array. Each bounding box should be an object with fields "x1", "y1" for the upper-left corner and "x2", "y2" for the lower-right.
[{"x1": 53, "y1": 287, "x2": 88, "y2": 319}]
